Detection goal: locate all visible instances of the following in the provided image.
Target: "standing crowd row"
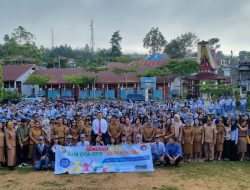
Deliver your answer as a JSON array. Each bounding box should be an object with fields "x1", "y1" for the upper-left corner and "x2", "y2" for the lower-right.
[{"x1": 0, "y1": 98, "x2": 249, "y2": 171}]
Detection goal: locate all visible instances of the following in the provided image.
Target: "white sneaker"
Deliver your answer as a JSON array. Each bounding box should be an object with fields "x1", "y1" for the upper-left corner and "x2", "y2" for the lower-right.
[
  {"x1": 18, "y1": 164, "x2": 23, "y2": 168},
  {"x1": 22, "y1": 163, "x2": 28, "y2": 166}
]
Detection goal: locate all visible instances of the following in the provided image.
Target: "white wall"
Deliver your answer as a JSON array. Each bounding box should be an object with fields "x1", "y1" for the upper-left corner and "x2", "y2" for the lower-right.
[
  {"x1": 16, "y1": 67, "x2": 39, "y2": 97},
  {"x1": 170, "y1": 77, "x2": 181, "y2": 96}
]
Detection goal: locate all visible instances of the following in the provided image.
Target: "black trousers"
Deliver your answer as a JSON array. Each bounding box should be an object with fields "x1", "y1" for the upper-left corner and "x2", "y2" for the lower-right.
[
  {"x1": 165, "y1": 156, "x2": 182, "y2": 166},
  {"x1": 17, "y1": 144, "x2": 29, "y2": 164},
  {"x1": 222, "y1": 140, "x2": 231, "y2": 159}
]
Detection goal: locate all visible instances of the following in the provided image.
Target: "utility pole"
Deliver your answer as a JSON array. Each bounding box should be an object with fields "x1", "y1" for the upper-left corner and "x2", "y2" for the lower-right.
[
  {"x1": 51, "y1": 28, "x2": 54, "y2": 50},
  {"x1": 58, "y1": 55, "x2": 61, "y2": 68},
  {"x1": 90, "y1": 20, "x2": 94, "y2": 53}
]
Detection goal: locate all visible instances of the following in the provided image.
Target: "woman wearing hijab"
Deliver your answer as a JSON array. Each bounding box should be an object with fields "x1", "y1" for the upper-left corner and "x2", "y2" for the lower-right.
[{"x1": 172, "y1": 114, "x2": 183, "y2": 142}]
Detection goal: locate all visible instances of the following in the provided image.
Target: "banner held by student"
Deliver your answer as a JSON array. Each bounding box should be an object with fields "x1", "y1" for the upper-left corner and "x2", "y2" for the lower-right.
[{"x1": 55, "y1": 144, "x2": 154, "y2": 174}]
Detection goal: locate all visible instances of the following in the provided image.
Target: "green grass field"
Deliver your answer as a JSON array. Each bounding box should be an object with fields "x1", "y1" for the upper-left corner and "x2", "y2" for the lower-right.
[{"x1": 0, "y1": 162, "x2": 249, "y2": 190}]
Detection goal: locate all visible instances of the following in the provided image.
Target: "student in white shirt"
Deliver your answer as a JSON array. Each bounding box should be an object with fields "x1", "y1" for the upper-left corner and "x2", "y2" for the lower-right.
[
  {"x1": 240, "y1": 98, "x2": 247, "y2": 114},
  {"x1": 76, "y1": 134, "x2": 90, "y2": 146}
]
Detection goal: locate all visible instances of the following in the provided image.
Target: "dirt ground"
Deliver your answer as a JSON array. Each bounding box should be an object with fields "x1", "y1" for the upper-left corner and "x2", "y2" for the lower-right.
[{"x1": 0, "y1": 162, "x2": 249, "y2": 190}]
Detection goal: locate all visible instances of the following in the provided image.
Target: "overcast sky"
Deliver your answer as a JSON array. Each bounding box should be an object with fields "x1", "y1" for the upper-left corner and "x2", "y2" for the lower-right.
[{"x1": 0, "y1": 0, "x2": 249, "y2": 55}]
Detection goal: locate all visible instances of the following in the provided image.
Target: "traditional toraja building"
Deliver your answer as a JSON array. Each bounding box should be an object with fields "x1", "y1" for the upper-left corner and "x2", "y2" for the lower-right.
[
  {"x1": 185, "y1": 41, "x2": 230, "y2": 97},
  {"x1": 32, "y1": 58, "x2": 177, "y2": 100}
]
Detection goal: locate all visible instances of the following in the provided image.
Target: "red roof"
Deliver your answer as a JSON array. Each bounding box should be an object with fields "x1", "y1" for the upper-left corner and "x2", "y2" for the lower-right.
[
  {"x1": 16, "y1": 59, "x2": 199, "y2": 85},
  {"x1": 33, "y1": 68, "x2": 140, "y2": 84},
  {"x1": 223, "y1": 76, "x2": 231, "y2": 84},
  {"x1": 32, "y1": 60, "x2": 177, "y2": 84},
  {"x1": 3, "y1": 64, "x2": 37, "y2": 81},
  {"x1": 188, "y1": 72, "x2": 227, "y2": 81}
]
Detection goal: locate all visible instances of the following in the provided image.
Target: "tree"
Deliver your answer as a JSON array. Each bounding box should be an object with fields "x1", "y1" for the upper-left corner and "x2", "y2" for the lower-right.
[
  {"x1": 139, "y1": 68, "x2": 164, "y2": 77},
  {"x1": 199, "y1": 80, "x2": 240, "y2": 100},
  {"x1": 166, "y1": 60, "x2": 199, "y2": 77},
  {"x1": 110, "y1": 55, "x2": 135, "y2": 63},
  {"x1": 112, "y1": 66, "x2": 137, "y2": 96},
  {"x1": 2, "y1": 26, "x2": 43, "y2": 64},
  {"x1": 166, "y1": 60, "x2": 200, "y2": 97},
  {"x1": 63, "y1": 74, "x2": 94, "y2": 85},
  {"x1": 143, "y1": 27, "x2": 167, "y2": 54},
  {"x1": 164, "y1": 32, "x2": 198, "y2": 58},
  {"x1": 239, "y1": 51, "x2": 250, "y2": 62},
  {"x1": 216, "y1": 51, "x2": 225, "y2": 59},
  {"x1": 26, "y1": 74, "x2": 52, "y2": 94},
  {"x1": 11, "y1": 26, "x2": 35, "y2": 45},
  {"x1": 139, "y1": 64, "x2": 173, "y2": 99},
  {"x1": 3, "y1": 35, "x2": 10, "y2": 42},
  {"x1": 208, "y1": 38, "x2": 220, "y2": 49},
  {"x1": 86, "y1": 66, "x2": 108, "y2": 99},
  {"x1": 110, "y1": 31, "x2": 122, "y2": 57}
]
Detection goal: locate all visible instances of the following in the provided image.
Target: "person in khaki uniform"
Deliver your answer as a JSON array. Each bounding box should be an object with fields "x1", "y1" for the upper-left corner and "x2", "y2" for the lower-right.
[
  {"x1": 69, "y1": 120, "x2": 79, "y2": 145},
  {"x1": 122, "y1": 117, "x2": 133, "y2": 144},
  {"x1": 142, "y1": 120, "x2": 155, "y2": 143},
  {"x1": 155, "y1": 120, "x2": 166, "y2": 142},
  {"x1": 204, "y1": 118, "x2": 217, "y2": 161},
  {"x1": 76, "y1": 114, "x2": 85, "y2": 134},
  {"x1": 28, "y1": 113, "x2": 40, "y2": 159},
  {"x1": 215, "y1": 119, "x2": 225, "y2": 161},
  {"x1": 29, "y1": 121, "x2": 44, "y2": 163},
  {"x1": 53, "y1": 117, "x2": 66, "y2": 145},
  {"x1": 164, "y1": 119, "x2": 175, "y2": 143},
  {"x1": 193, "y1": 118, "x2": 204, "y2": 162},
  {"x1": 0, "y1": 122, "x2": 5, "y2": 167},
  {"x1": 108, "y1": 116, "x2": 121, "y2": 144},
  {"x1": 132, "y1": 118, "x2": 142, "y2": 143},
  {"x1": 28, "y1": 113, "x2": 40, "y2": 129},
  {"x1": 181, "y1": 120, "x2": 195, "y2": 162},
  {"x1": 83, "y1": 118, "x2": 92, "y2": 143},
  {"x1": 237, "y1": 121, "x2": 248, "y2": 161},
  {"x1": 5, "y1": 121, "x2": 16, "y2": 170}
]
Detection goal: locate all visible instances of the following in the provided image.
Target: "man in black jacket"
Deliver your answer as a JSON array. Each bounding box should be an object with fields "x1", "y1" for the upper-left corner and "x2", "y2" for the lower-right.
[{"x1": 34, "y1": 136, "x2": 50, "y2": 171}]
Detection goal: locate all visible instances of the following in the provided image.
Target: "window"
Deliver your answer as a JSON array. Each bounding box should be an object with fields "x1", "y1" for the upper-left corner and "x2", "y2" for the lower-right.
[
  {"x1": 10, "y1": 82, "x2": 14, "y2": 88},
  {"x1": 4, "y1": 82, "x2": 9, "y2": 88}
]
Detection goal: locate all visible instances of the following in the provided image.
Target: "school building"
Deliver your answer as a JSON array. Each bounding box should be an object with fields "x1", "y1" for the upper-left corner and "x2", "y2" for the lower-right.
[{"x1": 32, "y1": 58, "x2": 177, "y2": 100}]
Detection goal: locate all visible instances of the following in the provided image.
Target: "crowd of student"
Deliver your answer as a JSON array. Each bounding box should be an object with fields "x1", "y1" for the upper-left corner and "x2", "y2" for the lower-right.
[{"x1": 0, "y1": 97, "x2": 249, "y2": 171}]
